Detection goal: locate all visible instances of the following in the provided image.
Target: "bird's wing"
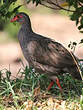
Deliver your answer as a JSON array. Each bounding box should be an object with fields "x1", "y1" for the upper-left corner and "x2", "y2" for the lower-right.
[{"x1": 26, "y1": 35, "x2": 76, "y2": 68}]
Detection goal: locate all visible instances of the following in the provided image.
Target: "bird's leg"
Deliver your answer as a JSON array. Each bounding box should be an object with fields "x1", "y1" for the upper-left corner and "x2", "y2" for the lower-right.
[
  {"x1": 47, "y1": 78, "x2": 62, "y2": 91},
  {"x1": 47, "y1": 81, "x2": 54, "y2": 91},
  {"x1": 55, "y1": 77, "x2": 62, "y2": 91}
]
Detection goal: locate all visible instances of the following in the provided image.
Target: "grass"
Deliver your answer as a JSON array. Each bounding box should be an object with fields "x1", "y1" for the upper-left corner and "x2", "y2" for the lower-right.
[{"x1": 0, "y1": 61, "x2": 83, "y2": 110}]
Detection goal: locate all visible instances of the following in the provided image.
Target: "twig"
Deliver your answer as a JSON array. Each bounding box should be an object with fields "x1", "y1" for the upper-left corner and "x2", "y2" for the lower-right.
[
  {"x1": 40, "y1": 1, "x2": 75, "y2": 12},
  {"x1": 21, "y1": 1, "x2": 75, "y2": 12},
  {"x1": 78, "y1": 1, "x2": 83, "y2": 7}
]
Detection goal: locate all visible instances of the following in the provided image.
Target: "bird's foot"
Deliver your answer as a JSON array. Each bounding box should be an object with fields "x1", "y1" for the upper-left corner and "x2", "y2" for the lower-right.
[
  {"x1": 55, "y1": 77, "x2": 62, "y2": 92},
  {"x1": 47, "y1": 78, "x2": 62, "y2": 92},
  {"x1": 47, "y1": 81, "x2": 54, "y2": 91}
]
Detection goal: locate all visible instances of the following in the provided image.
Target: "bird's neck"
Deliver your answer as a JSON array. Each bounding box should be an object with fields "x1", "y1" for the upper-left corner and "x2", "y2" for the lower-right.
[
  {"x1": 18, "y1": 21, "x2": 33, "y2": 48},
  {"x1": 21, "y1": 21, "x2": 33, "y2": 33}
]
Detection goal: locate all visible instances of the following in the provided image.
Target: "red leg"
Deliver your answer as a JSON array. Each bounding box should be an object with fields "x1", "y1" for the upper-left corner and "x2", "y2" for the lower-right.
[
  {"x1": 47, "y1": 81, "x2": 54, "y2": 91},
  {"x1": 56, "y1": 78, "x2": 62, "y2": 91}
]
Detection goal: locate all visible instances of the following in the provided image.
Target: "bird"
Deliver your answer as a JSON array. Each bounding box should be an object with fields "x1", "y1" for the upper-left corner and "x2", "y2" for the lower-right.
[{"x1": 10, "y1": 12, "x2": 82, "y2": 91}]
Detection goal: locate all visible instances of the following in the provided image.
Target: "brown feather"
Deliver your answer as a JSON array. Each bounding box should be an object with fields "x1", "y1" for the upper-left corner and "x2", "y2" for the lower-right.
[{"x1": 14, "y1": 12, "x2": 82, "y2": 81}]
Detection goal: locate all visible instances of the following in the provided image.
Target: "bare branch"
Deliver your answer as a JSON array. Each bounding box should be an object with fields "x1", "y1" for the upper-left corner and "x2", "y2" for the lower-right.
[{"x1": 40, "y1": 0, "x2": 75, "y2": 12}]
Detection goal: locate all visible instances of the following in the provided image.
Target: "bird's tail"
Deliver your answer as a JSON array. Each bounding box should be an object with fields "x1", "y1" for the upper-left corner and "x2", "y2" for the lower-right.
[{"x1": 69, "y1": 52, "x2": 83, "y2": 80}]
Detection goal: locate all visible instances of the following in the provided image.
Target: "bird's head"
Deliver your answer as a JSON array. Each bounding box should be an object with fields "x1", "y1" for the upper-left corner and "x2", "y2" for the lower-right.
[{"x1": 10, "y1": 12, "x2": 30, "y2": 24}]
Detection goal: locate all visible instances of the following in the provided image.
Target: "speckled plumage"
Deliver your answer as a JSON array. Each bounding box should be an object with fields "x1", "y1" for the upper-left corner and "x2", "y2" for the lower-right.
[{"x1": 13, "y1": 12, "x2": 82, "y2": 81}]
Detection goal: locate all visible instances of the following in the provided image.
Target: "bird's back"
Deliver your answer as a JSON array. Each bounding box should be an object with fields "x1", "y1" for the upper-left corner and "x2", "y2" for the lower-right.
[
  {"x1": 17, "y1": 15, "x2": 82, "y2": 81},
  {"x1": 18, "y1": 31, "x2": 82, "y2": 80}
]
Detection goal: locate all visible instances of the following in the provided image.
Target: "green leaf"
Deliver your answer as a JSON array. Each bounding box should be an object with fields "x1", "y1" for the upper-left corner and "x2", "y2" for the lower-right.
[
  {"x1": 79, "y1": 39, "x2": 83, "y2": 44},
  {"x1": 80, "y1": 16, "x2": 83, "y2": 25},
  {"x1": 73, "y1": 0, "x2": 78, "y2": 8},
  {"x1": 80, "y1": 31, "x2": 83, "y2": 33},
  {"x1": 73, "y1": 42, "x2": 77, "y2": 46},
  {"x1": 76, "y1": 19, "x2": 79, "y2": 26},
  {"x1": 79, "y1": 0, "x2": 83, "y2": 3},
  {"x1": 32, "y1": 0, "x2": 35, "y2": 4},
  {"x1": 78, "y1": 25, "x2": 83, "y2": 30},
  {"x1": 36, "y1": 0, "x2": 41, "y2": 6},
  {"x1": 26, "y1": 0, "x2": 31, "y2": 3},
  {"x1": 70, "y1": 12, "x2": 80, "y2": 21},
  {"x1": 68, "y1": 44, "x2": 71, "y2": 48},
  {"x1": 66, "y1": 0, "x2": 73, "y2": 6}
]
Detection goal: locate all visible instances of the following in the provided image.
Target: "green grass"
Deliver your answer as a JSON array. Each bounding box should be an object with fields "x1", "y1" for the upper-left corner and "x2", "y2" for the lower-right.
[
  {"x1": 0, "y1": 62, "x2": 83, "y2": 109},
  {"x1": 0, "y1": 39, "x2": 82, "y2": 110}
]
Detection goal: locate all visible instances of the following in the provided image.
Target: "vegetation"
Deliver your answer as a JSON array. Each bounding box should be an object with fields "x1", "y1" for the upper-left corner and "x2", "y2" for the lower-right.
[
  {"x1": 0, "y1": 0, "x2": 83, "y2": 41},
  {"x1": 0, "y1": 63, "x2": 83, "y2": 109},
  {"x1": 0, "y1": 0, "x2": 83, "y2": 32},
  {"x1": 0, "y1": 0, "x2": 83, "y2": 109},
  {"x1": 0, "y1": 41, "x2": 83, "y2": 109}
]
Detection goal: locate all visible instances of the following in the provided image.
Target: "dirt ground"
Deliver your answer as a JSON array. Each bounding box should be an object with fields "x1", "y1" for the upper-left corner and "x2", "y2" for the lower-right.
[{"x1": 0, "y1": 14, "x2": 83, "y2": 74}]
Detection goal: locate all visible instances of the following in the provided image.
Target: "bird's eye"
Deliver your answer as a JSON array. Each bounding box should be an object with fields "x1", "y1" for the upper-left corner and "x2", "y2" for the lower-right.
[
  {"x1": 17, "y1": 15, "x2": 23, "y2": 18},
  {"x1": 17, "y1": 15, "x2": 20, "y2": 18}
]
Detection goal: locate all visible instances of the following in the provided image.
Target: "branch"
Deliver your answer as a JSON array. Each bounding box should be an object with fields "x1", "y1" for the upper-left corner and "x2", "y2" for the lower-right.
[
  {"x1": 40, "y1": 0, "x2": 75, "y2": 12},
  {"x1": 41, "y1": 3, "x2": 61, "y2": 10},
  {"x1": 78, "y1": 1, "x2": 83, "y2": 7}
]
